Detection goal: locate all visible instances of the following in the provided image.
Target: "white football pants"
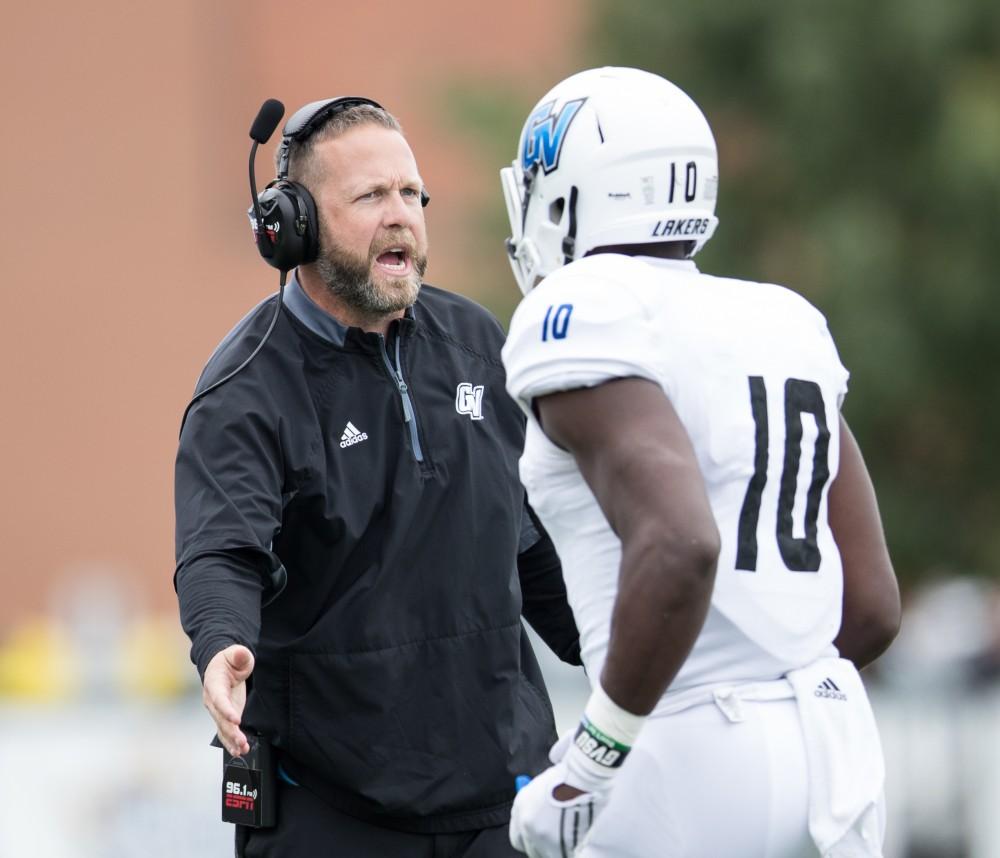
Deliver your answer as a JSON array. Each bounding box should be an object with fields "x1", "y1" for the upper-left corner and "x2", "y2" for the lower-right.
[{"x1": 578, "y1": 692, "x2": 882, "y2": 857}]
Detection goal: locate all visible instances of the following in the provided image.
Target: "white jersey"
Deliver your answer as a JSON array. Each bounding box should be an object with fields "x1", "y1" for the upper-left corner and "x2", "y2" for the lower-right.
[{"x1": 503, "y1": 254, "x2": 850, "y2": 703}]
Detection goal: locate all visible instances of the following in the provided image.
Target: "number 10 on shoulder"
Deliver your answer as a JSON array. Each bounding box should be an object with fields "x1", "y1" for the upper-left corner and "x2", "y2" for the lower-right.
[{"x1": 541, "y1": 304, "x2": 573, "y2": 341}]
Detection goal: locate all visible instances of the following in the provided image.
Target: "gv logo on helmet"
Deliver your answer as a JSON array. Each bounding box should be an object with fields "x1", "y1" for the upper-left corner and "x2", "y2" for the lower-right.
[{"x1": 521, "y1": 98, "x2": 586, "y2": 175}]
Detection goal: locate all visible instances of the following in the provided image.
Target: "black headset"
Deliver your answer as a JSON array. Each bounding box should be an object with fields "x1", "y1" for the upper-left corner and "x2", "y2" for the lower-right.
[{"x1": 250, "y1": 96, "x2": 430, "y2": 272}]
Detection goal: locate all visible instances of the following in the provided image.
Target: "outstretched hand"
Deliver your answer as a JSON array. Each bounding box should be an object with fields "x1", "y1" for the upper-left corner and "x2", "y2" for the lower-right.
[{"x1": 203, "y1": 644, "x2": 255, "y2": 756}]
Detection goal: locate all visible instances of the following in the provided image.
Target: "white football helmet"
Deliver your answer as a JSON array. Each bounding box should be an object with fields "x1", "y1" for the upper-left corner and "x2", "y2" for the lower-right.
[{"x1": 501, "y1": 67, "x2": 719, "y2": 294}]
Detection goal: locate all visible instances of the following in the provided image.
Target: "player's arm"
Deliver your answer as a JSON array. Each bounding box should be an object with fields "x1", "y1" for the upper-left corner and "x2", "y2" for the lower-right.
[
  {"x1": 829, "y1": 416, "x2": 900, "y2": 668},
  {"x1": 537, "y1": 376, "x2": 720, "y2": 714}
]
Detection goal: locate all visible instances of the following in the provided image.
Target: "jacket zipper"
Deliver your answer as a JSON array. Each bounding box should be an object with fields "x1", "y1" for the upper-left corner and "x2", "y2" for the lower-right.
[{"x1": 380, "y1": 331, "x2": 424, "y2": 463}]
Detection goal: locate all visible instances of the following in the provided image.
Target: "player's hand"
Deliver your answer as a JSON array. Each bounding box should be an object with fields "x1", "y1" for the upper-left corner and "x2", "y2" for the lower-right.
[
  {"x1": 202, "y1": 644, "x2": 255, "y2": 757},
  {"x1": 510, "y1": 762, "x2": 609, "y2": 857}
]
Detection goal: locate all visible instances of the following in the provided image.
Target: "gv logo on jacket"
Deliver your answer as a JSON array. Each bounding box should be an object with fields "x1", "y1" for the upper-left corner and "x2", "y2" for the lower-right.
[{"x1": 456, "y1": 383, "x2": 485, "y2": 420}]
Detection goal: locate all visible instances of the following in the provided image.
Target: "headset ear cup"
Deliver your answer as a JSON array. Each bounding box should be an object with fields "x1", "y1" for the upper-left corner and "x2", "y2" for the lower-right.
[
  {"x1": 283, "y1": 180, "x2": 319, "y2": 265},
  {"x1": 251, "y1": 182, "x2": 318, "y2": 271}
]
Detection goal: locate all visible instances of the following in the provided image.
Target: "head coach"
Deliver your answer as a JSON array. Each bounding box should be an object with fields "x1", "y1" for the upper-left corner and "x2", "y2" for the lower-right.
[{"x1": 174, "y1": 95, "x2": 582, "y2": 857}]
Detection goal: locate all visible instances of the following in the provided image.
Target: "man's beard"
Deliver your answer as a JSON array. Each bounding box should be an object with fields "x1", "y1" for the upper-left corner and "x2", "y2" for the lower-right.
[{"x1": 314, "y1": 231, "x2": 428, "y2": 317}]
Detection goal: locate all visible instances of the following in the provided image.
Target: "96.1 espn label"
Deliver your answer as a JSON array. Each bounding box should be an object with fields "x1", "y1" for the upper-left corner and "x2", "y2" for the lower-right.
[
  {"x1": 222, "y1": 764, "x2": 262, "y2": 825},
  {"x1": 225, "y1": 780, "x2": 258, "y2": 809}
]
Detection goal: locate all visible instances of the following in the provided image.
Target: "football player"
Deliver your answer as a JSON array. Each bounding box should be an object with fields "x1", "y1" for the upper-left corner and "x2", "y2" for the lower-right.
[{"x1": 500, "y1": 67, "x2": 901, "y2": 857}]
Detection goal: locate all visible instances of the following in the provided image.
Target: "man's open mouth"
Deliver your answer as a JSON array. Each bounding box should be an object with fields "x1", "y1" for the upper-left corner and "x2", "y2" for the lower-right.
[{"x1": 374, "y1": 247, "x2": 412, "y2": 275}]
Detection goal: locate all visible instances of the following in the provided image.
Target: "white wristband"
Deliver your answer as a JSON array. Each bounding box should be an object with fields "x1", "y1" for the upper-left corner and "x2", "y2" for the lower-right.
[
  {"x1": 563, "y1": 682, "x2": 646, "y2": 792},
  {"x1": 584, "y1": 682, "x2": 646, "y2": 747}
]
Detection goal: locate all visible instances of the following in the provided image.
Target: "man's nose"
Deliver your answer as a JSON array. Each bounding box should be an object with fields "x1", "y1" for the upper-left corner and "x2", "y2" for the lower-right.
[{"x1": 381, "y1": 190, "x2": 418, "y2": 229}]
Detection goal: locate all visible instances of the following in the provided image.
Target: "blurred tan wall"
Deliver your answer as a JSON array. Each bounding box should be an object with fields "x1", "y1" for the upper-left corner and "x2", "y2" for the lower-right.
[{"x1": 0, "y1": 0, "x2": 584, "y2": 629}]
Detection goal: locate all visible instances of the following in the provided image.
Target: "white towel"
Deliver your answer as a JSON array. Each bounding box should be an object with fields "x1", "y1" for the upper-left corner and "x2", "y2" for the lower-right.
[{"x1": 786, "y1": 657, "x2": 886, "y2": 857}]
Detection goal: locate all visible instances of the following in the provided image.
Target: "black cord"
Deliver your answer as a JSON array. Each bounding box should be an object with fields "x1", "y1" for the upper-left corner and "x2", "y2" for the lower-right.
[{"x1": 178, "y1": 271, "x2": 287, "y2": 437}]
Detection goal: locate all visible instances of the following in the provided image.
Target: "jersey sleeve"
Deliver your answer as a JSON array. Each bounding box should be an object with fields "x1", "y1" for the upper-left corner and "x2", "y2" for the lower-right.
[{"x1": 502, "y1": 267, "x2": 658, "y2": 411}]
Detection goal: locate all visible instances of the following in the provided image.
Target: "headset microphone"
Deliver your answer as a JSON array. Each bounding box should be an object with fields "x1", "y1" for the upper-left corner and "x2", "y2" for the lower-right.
[
  {"x1": 248, "y1": 99, "x2": 286, "y2": 263},
  {"x1": 250, "y1": 98, "x2": 286, "y2": 143},
  {"x1": 179, "y1": 98, "x2": 290, "y2": 436}
]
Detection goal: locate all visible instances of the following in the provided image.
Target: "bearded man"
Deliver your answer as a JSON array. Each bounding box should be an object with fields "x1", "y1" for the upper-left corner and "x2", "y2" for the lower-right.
[{"x1": 174, "y1": 98, "x2": 581, "y2": 858}]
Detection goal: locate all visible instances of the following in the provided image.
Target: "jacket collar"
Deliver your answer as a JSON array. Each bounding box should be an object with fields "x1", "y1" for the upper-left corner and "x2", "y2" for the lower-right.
[{"x1": 283, "y1": 274, "x2": 349, "y2": 346}]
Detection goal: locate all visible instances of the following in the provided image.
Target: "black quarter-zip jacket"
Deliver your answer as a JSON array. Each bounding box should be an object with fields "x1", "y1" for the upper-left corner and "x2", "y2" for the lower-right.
[{"x1": 175, "y1": 278, "x2": 580, "y2": 833}]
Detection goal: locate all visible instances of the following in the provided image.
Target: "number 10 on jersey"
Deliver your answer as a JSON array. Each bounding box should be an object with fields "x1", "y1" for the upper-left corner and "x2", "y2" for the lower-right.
[
  {"x1": 541, "y1": 304, "x2": 573, "y2": 341},
  {"x1": 736, "y1": 376, "x2": 832, "y2": 574}
]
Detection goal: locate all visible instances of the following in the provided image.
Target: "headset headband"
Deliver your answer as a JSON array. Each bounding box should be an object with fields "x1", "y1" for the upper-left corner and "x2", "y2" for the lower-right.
[{"x1": 276, "y1": 95, "x2": 384, "y2": 179}]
